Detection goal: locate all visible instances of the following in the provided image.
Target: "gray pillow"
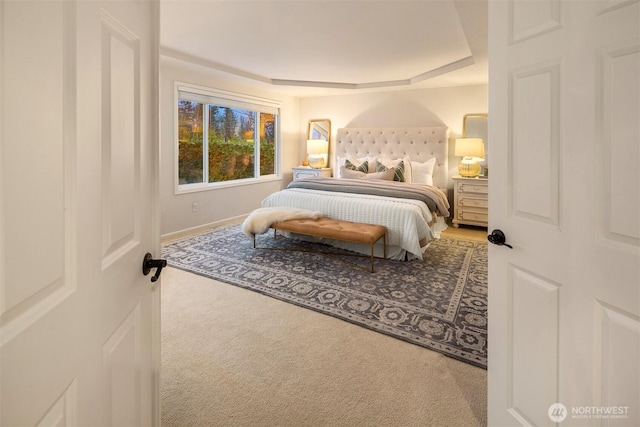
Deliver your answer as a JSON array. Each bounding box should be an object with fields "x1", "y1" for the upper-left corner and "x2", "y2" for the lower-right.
[
  {"x1": 377, "y1": 160, "x2": 405, "y2": 182},
  {"x1": 344, "y1": 159, "x2": 368, "y2": 173}
]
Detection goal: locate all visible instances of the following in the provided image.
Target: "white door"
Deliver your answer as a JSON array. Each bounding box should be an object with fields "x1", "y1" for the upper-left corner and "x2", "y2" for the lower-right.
[
  {"x1": 0, "y1": 0, "x2": 160, "y2": 425},
  {"x1": 488, "y1": 0, "x2": 639, "y2": 426}
]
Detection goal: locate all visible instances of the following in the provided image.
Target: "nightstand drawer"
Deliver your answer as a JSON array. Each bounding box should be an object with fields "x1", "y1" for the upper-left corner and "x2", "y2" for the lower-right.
[
  {"x1": 457, "y1": 182, "x2": 488, "y2": 195},
  {"x1": 458, "y1": 210, "x2": 488, "y2": 224},
  {"x1": 458, "y1": 197, "x2": 488, "y2": 209},
  {"x1": 294, "y1": 170, "x2": 317, "y2": 180},
  {"x1": 292, "y1": 167, "x2": 332, "y2": 181}
]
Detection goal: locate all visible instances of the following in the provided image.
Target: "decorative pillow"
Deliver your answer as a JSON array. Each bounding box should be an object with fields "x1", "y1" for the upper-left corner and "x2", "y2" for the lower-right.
[
  {"x1": 411, "y1": 158, "x2": 436, "y2": 186},
  {"x1": 339, "y1": 166, "x2": 366, "y2": 179},
  {"x1": 365, "y1": 168, "x2": 394, "y2": 181},
  {"x1": 339, "y1": 167, "x2": 394, "y2": 181},
  {"x1": 336, "y1": 156, "x2": 377, "y2": 176},
  {"x1": 377, "y1": 156, "x2": 412, "y2": 183},
  {"x1": 376, "y1": 160, "x2": 406, "y2": 182},
  {"x1": 344, "y1": 159, "x2": 369, "y2": 173}
]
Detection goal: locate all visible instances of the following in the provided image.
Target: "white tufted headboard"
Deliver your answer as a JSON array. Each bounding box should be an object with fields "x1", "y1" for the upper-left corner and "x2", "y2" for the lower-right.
[{"x1": 333, "y1": 127, "x2": 449, "y2": 190}]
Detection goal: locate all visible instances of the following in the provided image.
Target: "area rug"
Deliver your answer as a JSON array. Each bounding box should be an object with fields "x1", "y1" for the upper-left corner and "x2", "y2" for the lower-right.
[{"x1": 162, "y1": 224, "x2": 488, "y2": 368}]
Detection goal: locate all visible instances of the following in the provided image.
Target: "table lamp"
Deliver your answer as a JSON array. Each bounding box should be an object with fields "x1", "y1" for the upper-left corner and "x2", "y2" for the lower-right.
[
  {"x1": 306, "y1": 139, "x2": 328, "y2": 168},
  {"x1": 455, "y1": 138, "x2": 485, "y2": 177}
]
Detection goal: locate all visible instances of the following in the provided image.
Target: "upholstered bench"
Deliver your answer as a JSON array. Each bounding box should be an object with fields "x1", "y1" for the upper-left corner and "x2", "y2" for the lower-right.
[{"x1": 254, "y1": 217, "x2": 387, "y2": 272}]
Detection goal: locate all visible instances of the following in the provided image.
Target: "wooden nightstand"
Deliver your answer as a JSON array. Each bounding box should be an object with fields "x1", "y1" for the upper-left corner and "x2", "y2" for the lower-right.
[
  {"x1": 452, "y1": 175, "x2": 488, "y2": 228},
  {"x1": 292, "y1": 167, "x2": 332, "y2": 181}
]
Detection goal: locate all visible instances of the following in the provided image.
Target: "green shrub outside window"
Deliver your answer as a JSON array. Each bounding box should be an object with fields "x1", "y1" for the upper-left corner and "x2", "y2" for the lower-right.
[{"x1": 177, "y1": 93, "x2": 278, "y2": 187}]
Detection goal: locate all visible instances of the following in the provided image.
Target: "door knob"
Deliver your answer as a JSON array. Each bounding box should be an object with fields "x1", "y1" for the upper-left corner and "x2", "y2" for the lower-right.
[
  {"x1": 142, "y1": 252, "x2": 167, "y2": 282},
  {"x1": 488, "y1": 229, "x2": 513, "y2": 249}
]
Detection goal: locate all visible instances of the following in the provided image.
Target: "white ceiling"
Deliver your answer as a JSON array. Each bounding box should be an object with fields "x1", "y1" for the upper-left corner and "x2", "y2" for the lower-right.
[{"x1": 160, "y1": 0, "x2": 487, "y2": 96}]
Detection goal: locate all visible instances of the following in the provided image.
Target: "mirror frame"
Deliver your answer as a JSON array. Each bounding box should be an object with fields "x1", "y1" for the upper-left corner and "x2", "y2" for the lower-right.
[
  {"x1": 307, "y1": 118, "x2": 331, "y2": 142},
  {"x1": 463, "y1": 113, "x2": 488, "y2": 173},
  {"x1": 462, "y1": 113, "x2": 488, "y2": 139}
]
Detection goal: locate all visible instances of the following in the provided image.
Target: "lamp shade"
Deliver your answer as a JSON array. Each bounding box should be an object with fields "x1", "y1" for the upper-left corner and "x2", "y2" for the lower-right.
[
  {"x1": 455, "y1": 138, "x2": 485, "y2": 159},
  {"x1": 307, "y1": 139, "x2": 328, "y2": 155}
]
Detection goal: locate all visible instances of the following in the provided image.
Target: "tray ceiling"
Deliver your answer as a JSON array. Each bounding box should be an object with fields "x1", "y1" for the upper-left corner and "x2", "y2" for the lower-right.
[{"x1": 160, "y1": 0, "x2": 487, "y2": 93}]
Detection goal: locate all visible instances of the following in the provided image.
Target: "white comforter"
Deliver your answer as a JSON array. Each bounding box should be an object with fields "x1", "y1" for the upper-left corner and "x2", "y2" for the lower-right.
[{"x1": 261, "y1": 188, "x2": 447, "y2": 260}]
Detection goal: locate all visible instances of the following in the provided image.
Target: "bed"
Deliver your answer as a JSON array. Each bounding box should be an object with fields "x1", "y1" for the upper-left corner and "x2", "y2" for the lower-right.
[{"x1": 261, "y1": 127, "x2": 450, "y2": 260}]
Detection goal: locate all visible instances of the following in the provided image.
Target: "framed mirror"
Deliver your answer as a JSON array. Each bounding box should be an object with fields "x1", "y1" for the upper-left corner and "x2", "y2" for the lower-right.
[
  {"x1": 306, "y1": 119, "x2": 331, "y2": 168},
  {"x1": 308, "y1": 118, "x2": 331, "y2": 141},
  {"x1": 463, "y1": 113, "x2": 487, "y2": 141},
  {"x1": 463, "y1": 113, "x2": 488, "y2": 173}
]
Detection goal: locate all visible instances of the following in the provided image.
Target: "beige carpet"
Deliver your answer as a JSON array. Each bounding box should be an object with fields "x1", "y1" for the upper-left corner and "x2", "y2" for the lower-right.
[{"x1": 161, "y1": 262, "x2": 487, "y2": 426}]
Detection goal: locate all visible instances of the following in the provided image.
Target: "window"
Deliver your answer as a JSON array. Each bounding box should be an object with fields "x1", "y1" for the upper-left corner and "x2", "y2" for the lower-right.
[{"x1": 176, "y1": 83, "x2": 280, "y2": 190}]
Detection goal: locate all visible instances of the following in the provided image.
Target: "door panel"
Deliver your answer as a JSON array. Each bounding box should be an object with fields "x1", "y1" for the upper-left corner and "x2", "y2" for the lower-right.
[
  {"x1": 102, "y1": 11, "x2": 141, "y2": 266},
  {"x1": 103, "y1": 305, "x2": 142, "y2": 426},
  {"x1": 0, "y1": 0, "x2": 74, "y2": 349},
  {"x1": 0, "y1": 1, "x2": 159, "y2": 425},
  {"x1": 508, "y1": 267, "x2": 560, "y2": 426},
  {"x1": 594, "y1": 302, "x2": 640, "y2": 412},
  {"x1": 510, "y1": 0, "x2": 562, "y2": 44},
  {"x1": 598, "y1": 40, "x2": 640, "y2": 246},
  {"x1": 510, "y1": 60, "x2": 561, "y2": 226}
]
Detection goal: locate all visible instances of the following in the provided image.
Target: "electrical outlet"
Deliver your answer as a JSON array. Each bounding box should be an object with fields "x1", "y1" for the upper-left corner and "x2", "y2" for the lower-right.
[{"x1": 192, "y1": 202, "x2": 198, "y2": 212}]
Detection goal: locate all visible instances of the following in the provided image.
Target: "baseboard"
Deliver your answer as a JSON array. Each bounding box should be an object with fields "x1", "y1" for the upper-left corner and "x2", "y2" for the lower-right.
[{"x1": 161, "y1": 214, "x2": 246, "y2": 243}]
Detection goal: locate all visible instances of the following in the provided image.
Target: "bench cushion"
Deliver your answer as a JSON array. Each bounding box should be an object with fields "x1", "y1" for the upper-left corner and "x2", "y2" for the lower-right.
[{"x1": 272, "y1": 218, "x2": 386, "y2": 245}]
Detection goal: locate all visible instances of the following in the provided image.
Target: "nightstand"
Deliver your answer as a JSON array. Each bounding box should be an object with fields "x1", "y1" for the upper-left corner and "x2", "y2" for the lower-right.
[
  {"x1": 452, "y1": 175, "x2": 488, "y2": 228},
  {"x1": 292, "y1": 167, "x2": 332, "y2": 181}
]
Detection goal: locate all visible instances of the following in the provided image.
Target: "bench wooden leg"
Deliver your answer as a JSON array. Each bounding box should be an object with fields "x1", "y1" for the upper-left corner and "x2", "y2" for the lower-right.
[
  {"x1": 384, "y1": 233, "x2": 387, "y2": 259},
  {"x1": 370, "y1": 243, "x2": 375, "y2": 272},
  {"x1": 369, "y1": 233, "x2": 387, "y2": 272}
]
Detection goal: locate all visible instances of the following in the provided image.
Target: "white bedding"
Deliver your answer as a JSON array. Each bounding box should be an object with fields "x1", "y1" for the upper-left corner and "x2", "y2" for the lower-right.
[{"x1": 261, "y1": 188, "x2": 447, "y2": 260}]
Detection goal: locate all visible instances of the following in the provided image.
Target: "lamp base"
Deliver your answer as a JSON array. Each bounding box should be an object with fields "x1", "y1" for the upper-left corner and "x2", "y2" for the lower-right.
[
  {"x1": 307, "y1": 155, "x2": 327, "y2": 169},
  {"x1": 458, "y1": 158, "x2": 481, "y2": 178}
]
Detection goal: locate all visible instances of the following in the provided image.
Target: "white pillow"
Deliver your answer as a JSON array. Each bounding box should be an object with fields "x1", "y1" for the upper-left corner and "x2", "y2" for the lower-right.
[
  {"x1": 377, "y1": 155, "x2": 412, "y2": 183},
  {"x1": 411, "y1": 158, "x2": 436, "y2": 186}
]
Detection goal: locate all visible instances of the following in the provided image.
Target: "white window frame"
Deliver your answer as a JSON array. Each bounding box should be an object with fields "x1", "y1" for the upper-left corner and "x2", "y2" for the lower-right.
[{"x1": 174, "y1": 81, "x2": 282, "y2": 194}]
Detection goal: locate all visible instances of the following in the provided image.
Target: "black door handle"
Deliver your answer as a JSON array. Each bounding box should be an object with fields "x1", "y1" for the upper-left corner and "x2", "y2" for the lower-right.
[
  {"x1": 142, "y1": 252, "x2": 167, "y2": 282},
  {"x1": 488, "y1": 229, "x2": 513, "y2": 249}
]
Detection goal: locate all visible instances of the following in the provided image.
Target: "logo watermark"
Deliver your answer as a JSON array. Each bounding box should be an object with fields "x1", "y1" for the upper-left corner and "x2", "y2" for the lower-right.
[
  {"x1": 548, "y1": 403, "x2": 568, "y2": 422},
  {"x1": 548, "y1": 403, "x2": 630, "y2": 423}
]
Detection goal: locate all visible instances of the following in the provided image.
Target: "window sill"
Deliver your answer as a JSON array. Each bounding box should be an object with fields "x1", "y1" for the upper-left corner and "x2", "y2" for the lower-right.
[{"x1": 175, "y1": 174, "x2": 282, "y2": 195}]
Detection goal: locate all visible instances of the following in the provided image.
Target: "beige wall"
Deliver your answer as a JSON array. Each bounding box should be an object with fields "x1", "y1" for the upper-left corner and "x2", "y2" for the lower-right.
[{"x1": 160, "y1": 55, "x2": 488, "y2": 237}]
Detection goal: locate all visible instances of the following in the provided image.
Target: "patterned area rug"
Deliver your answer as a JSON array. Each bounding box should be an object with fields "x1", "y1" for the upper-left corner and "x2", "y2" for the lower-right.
[{"x1": 162, "y1": 224, "x2": 488, "y2": 368}]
